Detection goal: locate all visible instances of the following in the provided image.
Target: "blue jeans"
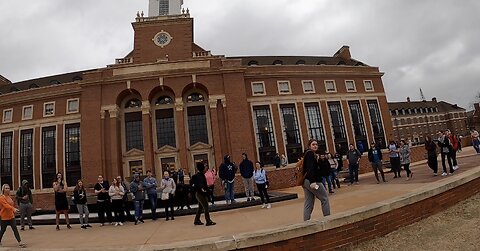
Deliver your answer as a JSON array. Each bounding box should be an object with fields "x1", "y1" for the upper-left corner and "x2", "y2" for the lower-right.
[
  {"x1": 473, "y1": 138, "x2": 480, "y2": 153},
  {"x1": 134, "y1": 200, "x2": 144, "y2": 220},
  {"x1": 321, "y1": 176, "x2": 333, "y2": 192},
  {"x1": 349, "y1": 163, "x2": 359, "y2": 183},
  {"x1": 147, "y1": 193, "x2": 158, "y2": 219},
  {"x1": 224, "y1": 181, "x2": 235, "y2": 202}
]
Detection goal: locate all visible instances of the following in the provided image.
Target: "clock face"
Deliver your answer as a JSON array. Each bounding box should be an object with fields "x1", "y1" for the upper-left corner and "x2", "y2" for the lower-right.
[{"x1": 153, "y1": 31, "x2": 172, "y2": 48}]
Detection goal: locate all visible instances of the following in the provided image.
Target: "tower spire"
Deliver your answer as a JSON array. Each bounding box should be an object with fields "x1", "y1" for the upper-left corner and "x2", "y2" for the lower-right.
[
  {"x1": 420, "y1": 88, "x2": 426, "y2": 101},
  {"x1": 148, "y1": 0, "x2": 184, "y2": 17}
]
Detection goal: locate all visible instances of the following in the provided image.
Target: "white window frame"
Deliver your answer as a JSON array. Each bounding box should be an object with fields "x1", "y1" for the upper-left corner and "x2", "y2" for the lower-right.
[
  {"x1": 345, "y1": 80, "x2": 356, "y2": 92},
  {"x1": 251, "y1": 81, "x2": 266, "y2": 96},
  {"x1": 302, "y1": 80, "x2": 315, "y2": 94},
  {"x1": 22, "y1": 105, "x2": 33, "y2": 120},
  {"x1": 364, "y1": 80, "x2": 374, "y2": 92},
  {"x1": 2, "y1": 108, "x2": 13, "y2": 123},
  {"x1": 277, "y1": 81, "x2": 292, "y2": 95},
  {"x1": 43, "y1": 101, "x2": 55, "y2": 117},
  {"x1": 66, "y1": 98, "x2": 80, "y2": 114},
  {"x1": 324, "y1": 80, "x2": 337, "y2": 93}
]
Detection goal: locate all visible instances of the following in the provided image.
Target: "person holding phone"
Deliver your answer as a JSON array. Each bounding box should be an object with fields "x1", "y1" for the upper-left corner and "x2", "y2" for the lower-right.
[
  {"x1": 253, "y1": 161, "x2": 271, "y2": 209},
  {"x1": 53, "y1": 172, "x2": 71, "y2": 230}
]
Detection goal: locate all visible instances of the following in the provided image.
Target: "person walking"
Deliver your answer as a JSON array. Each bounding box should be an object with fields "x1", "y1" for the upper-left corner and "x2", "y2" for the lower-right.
[
  {"x1": 399, "y1": 140, "x2": 413, "y2": 180},
  {"x1": 73, "y1": 180, "x2": 91, "y2": 229},
  {"x1": 109, "y1": 178, "x2": 125, "y2": 226},
  {"x1": 253, "y1": 161, "x2": 271, "y2": 209},
  {"x1": 130, "y1": 174, "x2": 146, "y2": 225},
  {"x1": 15, "y1": 180, "x2": 34, "y2": 231},
  {"x1": 192, "y1": 162, "x2": 216, "y2": 226},
  {"x1": 143, "y1": 170, "x2": 158, "y2": 220},
  {"x1": 160, "y1": 171, "x2": 176, "y2": 221},
  {"x1": 367, "y1": 141, "x2": 386, "y2": 183},
  {"x1": 204, "y1": 164, "x2": 217, "y2": 205},
  {"x1": 219, "y1": 155, "x2": 237, "y2": 205},
  {"x1": 470, "y1": 128, "x2": 480, "y2": 154},
  {"x1": 425, "y1": 136, "x2": 439, "y2": 175},
  {"x1": 117, "y1": 175, "x2": 133, "y2": 222},
  {"x1": 318, "y1": 154, "x2": 333, "y2": 193},
  {"x1": 388, "y1": 141, "x2": 402, "y2": 178},
  {"x1": 94, "y1": 175, "x2": 113, "y2": 226},
  {"x1": 437, "y1": 130, "x2": 454, "y2": 176},
  {"x1": 53, "y1": 172, "x2": 71, "y2": 230},
  {"x1": 239, "y1": 153, "x2": 255, "y2": 202},
  {"x1": 446, "y1": 129, "x2": 460, "y2": 171},
  {"x1": 347, "y1": 144, "x2": 362, "y2": 185},
  {"x1": 327, "y1": 152, "x2": 340, "y2": 189},
  {"x1": 0, "y1": 184, "x2": 27, "y2": 248},
  {"x1": 302, "y1": 139, "x2": 330, "y2": 221}
]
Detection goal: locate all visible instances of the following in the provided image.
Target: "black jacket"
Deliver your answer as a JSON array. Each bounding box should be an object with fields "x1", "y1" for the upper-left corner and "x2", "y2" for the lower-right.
[
  {"x1": 73, "y1": 187, "x2": 88, "y2": 204},
  {"x1": 303, "y1": 150, "x2": 317, "y2": 183},
  {"x1": 219, "y1": 155, "x2": 237, "y2": 181},
  {"x1": 239, "y1": 154, "x2": 254, "y2": 178},
  {"x1": 367, "y1": 146, "x2": 383, "y2": 162},
  {"x1": 317, "y1": 158, "x2": 331, "y2": 178},
  {"x1": 191, "y1": 172, "x2": 208, "y2": 194}
]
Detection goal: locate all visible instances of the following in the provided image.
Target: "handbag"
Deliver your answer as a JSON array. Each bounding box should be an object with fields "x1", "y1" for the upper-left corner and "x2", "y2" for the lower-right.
[{"x1": 161, "y1": 192, "x2": 169, "y2": 200}]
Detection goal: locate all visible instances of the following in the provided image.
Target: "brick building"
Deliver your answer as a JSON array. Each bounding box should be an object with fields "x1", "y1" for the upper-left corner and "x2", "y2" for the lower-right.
[
  {"x1": 389, "y1": 97, "x2": 468, "y2": 144},
  {"x1": 466, "y1": 103, "x2": 480, "y2": 131},
  {"x1": 0, "y1": 1, "x2": 392, "y2": 203}
]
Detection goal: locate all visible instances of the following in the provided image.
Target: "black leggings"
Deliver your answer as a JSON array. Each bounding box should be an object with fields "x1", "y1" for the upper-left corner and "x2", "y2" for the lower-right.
[
  {"x1": 403, "y1": 163, "x2": 412, "y2": 177},
  {"x1": 164, "y1": 194, "x2": 175, "y2": 219},
  {"x1": 256, "y1": 183, "x2": 270, "y2": 204},
  {"x1": 0, "y1": 218, "x2": 21, "y2": 243}
]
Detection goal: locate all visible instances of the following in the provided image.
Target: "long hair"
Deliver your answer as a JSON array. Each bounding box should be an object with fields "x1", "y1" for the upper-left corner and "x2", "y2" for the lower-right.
[
  {"x1": 75, "y1": 179, "x2": 84, "y2": 191},
  {"x1": 306, "y1": 138, "x2": 317, "y2": 150},
  {"x1": 1, "y1": 184, "x2": 10, "y2": 194}
]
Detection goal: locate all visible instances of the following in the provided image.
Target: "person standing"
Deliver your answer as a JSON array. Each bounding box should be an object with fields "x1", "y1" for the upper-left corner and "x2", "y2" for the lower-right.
[
  {"x1": 109, "y1": 178, "x2": 125, "y2": 226},
  {"x1": 399, "y1": 140, "x2": 413, "y2": 180},
  {"x1": 253, "y1": 161, "x2": 271, "y2": 208},
  {"x1": 470, "y1": 128, "x2": 480, "y2": 154},
  {"x1": 281, "y1": 154, "x2": 288, "y2": 167},
  {"x1": 273, "y1": 153, "x2": 281, "y2": 168},
  {"x1": 117, "y1": 175, "x2": 133, "y2": 221},
  {"x1": 425, "y1": 136, "x2": 438, "y2": 175},
  {"x1": 327, "y1": 152, "x2": 340, "y2": 189},
  {"x1": 0, "y1": 184, "x2": 27, "y2": 248},
  {"x1": 178, "y1": 168, "x2": 185, "y2": 184},
  {"x1": 347, "y1": 144, "x2": 362, "y2": 185},
  {"x1": 53, "y1": 172, "x2": 71, "y2": 230},
  {"x1": 192, "y1": 162, "x2": 216, "y2": 226},
  {"x1": 160, "y1": 171, "x2": 176, "y2": 221},
  {"x1": 368, "y1": 142, "x2": 386, "y2": 183},
  {"x1": 143, "y1": 170, "x2": 158, "y2": 220},
  {"x1": 219, "y1": 155, "x2": 237, "y2": 205},
  {"x1": 94, "y1": 175, "x2": 113, "y2": 226},
  {"x1": 239, "y1": 153, "x2": 255, "y2": 202},
  {"x1": 437, "y1": 130, "x2": 454, "y2": 176},
  {"x1": 204, "y1": 164, "x2": 217, "y2": 205},
  {"x1": 318, "y1": 154, "x2": 333, "y2": 193},
  {"x1": 73, "y1": 180, "x2": 91, "y2": 229},
  {"x1": 130, "y1": 174, "x2": 146, "y2": 225},
  {"x1": 388, "y1": 141, "x2": 402, "y2": 178},
  {"x1": 446, "y1": 129, "x2": 460, "y2": 171},
  {"x1": 302, "y1": 139, "x2": 330, "y2": 221},
  {"x1": 15, "y1": 180, "x2": 34, "y2": 231}
]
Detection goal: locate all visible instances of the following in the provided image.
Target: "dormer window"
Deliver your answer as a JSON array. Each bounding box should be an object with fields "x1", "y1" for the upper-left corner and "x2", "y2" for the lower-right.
[{"x1": 273, "y1": 60, "x2": 283, "y2": 65}]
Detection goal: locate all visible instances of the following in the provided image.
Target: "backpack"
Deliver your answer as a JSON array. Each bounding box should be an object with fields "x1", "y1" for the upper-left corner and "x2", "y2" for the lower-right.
[{"x1": 295, "y1": 151, "x2": 311, "y2": 186}]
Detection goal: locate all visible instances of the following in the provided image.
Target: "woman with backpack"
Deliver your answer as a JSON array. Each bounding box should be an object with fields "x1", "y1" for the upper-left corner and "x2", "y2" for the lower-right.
[
  {"x1": 253, "y1": 161, "x2": 271, "y2": 209},
  {"x1": 301, "y1": 139, "x2": 331, "y2": 221}
]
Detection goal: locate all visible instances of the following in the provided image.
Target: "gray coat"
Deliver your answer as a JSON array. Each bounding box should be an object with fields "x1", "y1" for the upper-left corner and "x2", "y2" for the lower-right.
[{"x1": 130, "y1": 180, "x2": 146, "y2": 201}]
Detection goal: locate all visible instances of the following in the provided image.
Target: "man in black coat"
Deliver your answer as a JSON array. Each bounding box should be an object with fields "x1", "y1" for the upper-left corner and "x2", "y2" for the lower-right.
[{"x1": 191, "y1": 162, "x2": 216, "y2": 226}]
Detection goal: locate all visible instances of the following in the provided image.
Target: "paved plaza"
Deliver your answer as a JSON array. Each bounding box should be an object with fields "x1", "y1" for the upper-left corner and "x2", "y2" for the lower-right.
[{"x1": 1, "y1": 148, "x2": 479, "y2": 251}]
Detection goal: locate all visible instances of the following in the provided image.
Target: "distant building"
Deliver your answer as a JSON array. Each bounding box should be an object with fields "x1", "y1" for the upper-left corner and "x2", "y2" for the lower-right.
[
  {"x1": 389, "y1": 97, "x2": 468, "y2": 143},
  {"x1": 466, "y1": 103, "x2": 480, "y2": 130}
]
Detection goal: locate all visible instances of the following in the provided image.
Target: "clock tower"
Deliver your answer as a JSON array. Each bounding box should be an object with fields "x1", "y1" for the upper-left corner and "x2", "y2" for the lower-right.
[{"x1": 148, "y1": 0, "x2": 183, "y2": 17}]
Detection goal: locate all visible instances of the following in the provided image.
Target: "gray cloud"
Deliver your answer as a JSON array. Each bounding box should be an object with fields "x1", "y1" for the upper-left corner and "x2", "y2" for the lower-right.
[{"x1": 1, "y1": 0, "x2": 479, "y2": 109}]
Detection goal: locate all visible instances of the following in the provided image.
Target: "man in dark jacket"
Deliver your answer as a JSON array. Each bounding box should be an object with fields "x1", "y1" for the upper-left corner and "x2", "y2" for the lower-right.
[
  {"x1": 218, "y1": 154, "x2": 237, "y2": 205},
  {"x1": 239, "y1": 153, "x2": 255, "y2": 201},
  {"x1": 16, "y1": 180, "x2": 34, "y2": 230},
  {"x1": 191, "y1": 162, "x2": 216, "y2": 226},
  {"x1": 368, "y1": 142, "x2": 386, "y2": 183}
]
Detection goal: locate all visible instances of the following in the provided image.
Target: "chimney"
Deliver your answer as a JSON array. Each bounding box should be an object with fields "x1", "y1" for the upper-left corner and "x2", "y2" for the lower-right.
[
  {"x1": 432, "y1": 97, "x2": 437, "y2": 102},
  {"x1": 407, "y1": 97, "x2": 411, "y2": 102},
  {"x1": 474, "y1": 103, "x2": 479, "y2": 110}
]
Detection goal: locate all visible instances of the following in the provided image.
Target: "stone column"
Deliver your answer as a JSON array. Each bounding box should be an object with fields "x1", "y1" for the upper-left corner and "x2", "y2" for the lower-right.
[{"x1": 141, "y1": 101, "x2": 155, "y2": 175}]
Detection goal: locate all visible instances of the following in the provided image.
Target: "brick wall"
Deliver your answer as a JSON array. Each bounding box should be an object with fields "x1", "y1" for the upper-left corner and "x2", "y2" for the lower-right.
[{"x1": 240, "y1": 176, "x2": 480, "y2": 251}]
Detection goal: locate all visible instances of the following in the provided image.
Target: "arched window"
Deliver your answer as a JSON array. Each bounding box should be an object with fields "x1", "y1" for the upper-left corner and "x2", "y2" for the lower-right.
[
  {"x1": 272, "y1": 60, "x2": 283, "y2": 65},
  {"x1": 185, "y1": 92, "x2": 209, "y2": 145},
  {"x1": 29, "y1": 83, "x2": 39, "y2": 89},
  {"x1": 317, "y1": 60, "x2": 327, "y2": 65},
  {"x1": 125, "y1": 98, "x2": 142, "y2": 109},
  {"x1": 122, "y1": 97, "x2": 143, "y2": 151},
  {"x1": 247, "y1": 60, "x2": 258, "y2": 66},
  {"x1": 295, "y1": 60, "x2": 306, "y2": 65},
  {"x1": 50, "y1": 80, "x2": 61, "y2": 85},
  {"x1": 72, "y1": 76, "x2": 83, "y2": 81},
  {"x1": 153, "y1": 95, "x2": 176, "y2": 148},
  {"x1": 187, "y1": 93, "x2": 205, "y2": 103},
  {"x1": 155, "y1": 96, "x2": 173, "y2": 105}
]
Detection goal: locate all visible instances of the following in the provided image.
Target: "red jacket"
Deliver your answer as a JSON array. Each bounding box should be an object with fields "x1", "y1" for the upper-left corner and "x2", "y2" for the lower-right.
[{"x1": 448, "y1": 134, "x2": 459, "y2": 151}]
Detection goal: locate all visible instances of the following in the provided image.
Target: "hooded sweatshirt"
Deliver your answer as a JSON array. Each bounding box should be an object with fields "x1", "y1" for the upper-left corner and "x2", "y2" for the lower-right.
[
  {"x1": 16, "y1": 180, "x2": 33, "y2": 204},
  {"x1": 219, "y1": 155, "x2": 237, "y2": 182},
  {"x1": 239, "y1": 154, "x2": 254, "y2": 179}
]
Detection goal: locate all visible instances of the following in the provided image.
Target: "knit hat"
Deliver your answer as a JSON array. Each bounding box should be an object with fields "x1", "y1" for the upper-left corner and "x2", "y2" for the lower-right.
[{"x1": 22, "y1": 180, "x2": 29, "y2": 186}]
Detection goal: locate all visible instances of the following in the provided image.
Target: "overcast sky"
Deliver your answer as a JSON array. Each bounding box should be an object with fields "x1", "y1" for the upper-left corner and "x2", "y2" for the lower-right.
[{"x1": 1, "y1": 0, "x2": 479, "y2": 109}]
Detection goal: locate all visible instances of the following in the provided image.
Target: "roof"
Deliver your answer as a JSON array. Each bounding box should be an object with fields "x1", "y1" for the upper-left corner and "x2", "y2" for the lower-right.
[
  {"x1": 388, "y1": 100, "x2": 438, "y2": 110},
  {"x1": 226, "y1": 56, "x2": 367, "y2": 67},
  {"x1": 437, "y1": 101, "x2": 466, "y2": 112}
]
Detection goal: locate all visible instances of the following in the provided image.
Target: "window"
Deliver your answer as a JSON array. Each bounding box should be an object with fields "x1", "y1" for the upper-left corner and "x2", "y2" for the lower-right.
[
  {"x1": 253, "y1": 106, "x2": 276, "y2": 165},
  {"x1": 187, "y1": 93, "x2": 205, "y2": 103},
  {"x1": 280, "y1": 104, "x2": 303, "y2": 162},
  {"x1": 43, "y1": 102, "x2": 55, "y2": 117},
  {"x1": 0, "y1": 132, "x2": 13, "y2": 187},
  {"x1": 67, "y1": 99, "x2": 79, "y2": 114},
  {"x1": 251, "y1": 82, "x2": 265, "y2": 96},
  {"x1": 129, "y1": 160, "x2": 143, "y2": 176},
  {"x1": 42, "y1": 126, "x2": 56, "y2": 189},
  {"x1": 367, "y1": 100, "x2": 386, "y2": 148},
  {"x1": 302, "y1": 80, "x2": 315, "y2": 93},
  {"x1": 156, "y1": 109, "x2": 176, "y2": 148},
  {"x1": 364, "y1": 80, "x2": 374, "y2": 91},
  {"x1": 328, "y1": 102, "x2": 348, "y2": 151},
  {"x1": 277, "y1": 81, "x2": 291, "y2": 94},
  {"x1": 187, "y1": 106, "x2": 209, "y2": 145},
  {"x1": 345, "y1": 80, "x2": 356, "y2": 92},
  {"x1": 325, "y1": 80, "x2": 336, "y2": 92},
  {"x1": 65, "y1": 123, "x2": 81, "y2": 186},
  {"x1": 125, "y1": 112, "x2": 144, "y2": 151},
  {"x1": 155, "y1": 96, "x2": 173, "y2": 105},
  {"x1": 348, "y1": 101, "x2": 368, "y2": 151},
  {"x1": 159, "y1": 0, "x2": 169, "y2": 15},
  {"x1": 20, "y1": 129, "x2": 34, "y2": 188},
  {"x1": 304, "y1": 103, "x2": 327, "y2": 152},
  {"x1": 22, "y1": 106, "x2": 33, "y2": 120},
  {"x1": 2, "y1": 109, "x2": 12, "y2": 123},
  {"x1": 125, "y1": 99, "x2": 142, "y2": 108}
]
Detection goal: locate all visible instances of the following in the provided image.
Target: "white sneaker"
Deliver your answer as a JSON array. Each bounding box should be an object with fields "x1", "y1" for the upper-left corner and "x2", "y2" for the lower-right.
[
  {"x1": 261, "y1": 204, "x2": 266, "y2": 209},
  {"x1": 441, "y1": 172, "x2": 448, "y2": 176},
  {"x1": 266, "y1": 204, "x2": 272, "y2": 209},
  {"x1": 453, "y1": 165, "x2": 459, "y2": 171},
  {"x1": 118, "y1": 222, "x2": 123, "y2": 226},
  {"x1": 114, "y1": 222, "x2": 119, "y2": 226}
]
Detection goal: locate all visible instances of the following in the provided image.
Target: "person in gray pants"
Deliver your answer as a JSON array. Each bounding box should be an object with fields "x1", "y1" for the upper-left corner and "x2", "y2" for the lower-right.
[
  {"x1": 15, "y1": 180, "x2": 34, "y2": 231},
  {"x1": 302, "y1": 139, "x2": 331, "y2": 221}
]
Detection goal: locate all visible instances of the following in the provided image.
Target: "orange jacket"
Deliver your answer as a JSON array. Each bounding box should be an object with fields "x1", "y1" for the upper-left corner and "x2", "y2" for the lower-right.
[{"x1": 0, "y1": 195, "x2": 16, "y2": 220}]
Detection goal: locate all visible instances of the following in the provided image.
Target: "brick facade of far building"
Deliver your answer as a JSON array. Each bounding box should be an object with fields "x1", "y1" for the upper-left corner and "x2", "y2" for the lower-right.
[
  {"x1": 389, "y1": 97, "x2": 468, "y2": 144},
  {"x1": 467, "y1": 103, "x2": 480, "y2": 131},
  {"x1": 0, "y1": 1, "x2": 393, "y2": 210}
]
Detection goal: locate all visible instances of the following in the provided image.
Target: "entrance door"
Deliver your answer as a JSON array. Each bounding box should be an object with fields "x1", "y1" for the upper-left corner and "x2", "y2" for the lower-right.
[
  {"x1": 160, "y1": 157, "x2": 176, "y2": 174},
  {"x1": 192, "y1": 154, "x2": 209, "y2": 174}
]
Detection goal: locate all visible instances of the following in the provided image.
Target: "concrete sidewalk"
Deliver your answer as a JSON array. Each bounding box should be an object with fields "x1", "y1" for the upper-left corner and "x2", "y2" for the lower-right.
[{"x1": 2, "y1": 148, "x2": 478, "y2": 251}]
